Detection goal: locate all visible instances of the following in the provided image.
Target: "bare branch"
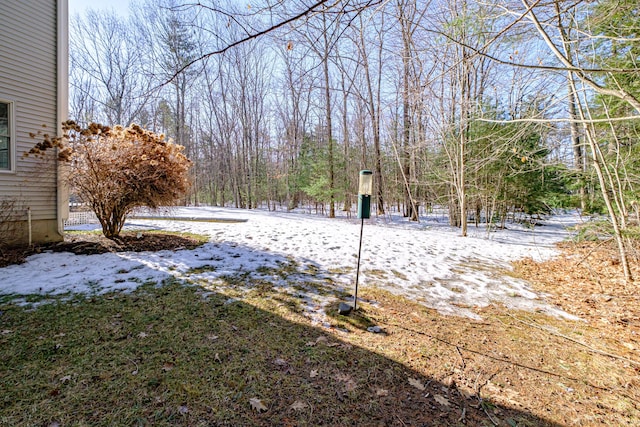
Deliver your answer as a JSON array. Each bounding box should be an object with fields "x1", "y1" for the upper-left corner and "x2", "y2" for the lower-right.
[
  {"x1": 521, "y1": 0, "x2": 640, "y2": 114},
  {"x1": 479, "y1": 115, "x2": 640, "y2": 124},
  {"x1": 164, "y1": 0, "x2": 331, "y2": 84}
]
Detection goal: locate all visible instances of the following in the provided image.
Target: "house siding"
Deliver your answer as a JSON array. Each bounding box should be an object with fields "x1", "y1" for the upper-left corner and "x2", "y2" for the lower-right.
[{"x1": 0, "y1": 0, "x2": 65, "y2": 245}]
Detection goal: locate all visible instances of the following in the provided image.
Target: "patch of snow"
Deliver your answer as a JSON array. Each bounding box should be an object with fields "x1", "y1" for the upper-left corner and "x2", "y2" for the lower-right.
[{"x1": 0, "y1": 207, "x2": 581, "y2": 321}]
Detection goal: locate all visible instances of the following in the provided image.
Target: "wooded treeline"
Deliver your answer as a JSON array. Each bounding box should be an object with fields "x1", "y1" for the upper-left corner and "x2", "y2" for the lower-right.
[{"x1": 70, "y1": 0, "x2": 639, "y2": 237}]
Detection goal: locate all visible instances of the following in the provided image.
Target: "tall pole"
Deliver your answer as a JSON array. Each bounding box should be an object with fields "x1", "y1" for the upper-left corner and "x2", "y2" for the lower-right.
[
  {"x1": 347, "y1": 169, "x2": 372, "y2": 314},
  {"x1": 354, "y1": 217, "x2": 365, "y2": 310}
]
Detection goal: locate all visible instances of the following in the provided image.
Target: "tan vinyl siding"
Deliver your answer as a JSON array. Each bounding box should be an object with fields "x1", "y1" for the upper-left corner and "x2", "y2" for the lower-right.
[{"x1": 0, "y1": 0, "x2": 59, "y2": 222}]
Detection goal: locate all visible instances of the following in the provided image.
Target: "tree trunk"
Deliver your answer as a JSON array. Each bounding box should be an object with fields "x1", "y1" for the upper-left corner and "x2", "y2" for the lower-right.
[
  {"x1": 399, "y1": 0, "x2": 419, "y2": 221},
  {"x1": 321, "y1": 13, "x2": 336, "y2": 218}
]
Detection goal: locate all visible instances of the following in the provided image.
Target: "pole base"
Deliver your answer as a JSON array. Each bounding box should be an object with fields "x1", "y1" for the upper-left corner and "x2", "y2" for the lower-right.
[{"x1": 338, "y1": 302, "x2": 353, "y2": 315}]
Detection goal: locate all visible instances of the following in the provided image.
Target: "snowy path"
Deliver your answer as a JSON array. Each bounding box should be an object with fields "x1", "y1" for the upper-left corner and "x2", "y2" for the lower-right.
[{"x1": 0, "y1": 207, "x2": 581, "y2": 320}]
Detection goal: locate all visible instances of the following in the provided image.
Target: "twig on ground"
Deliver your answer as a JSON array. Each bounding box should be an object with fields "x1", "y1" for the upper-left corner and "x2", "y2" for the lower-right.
[
  {"x1": 507, "y1": 313, "x2": 640, "y2": 367},
  {"x1": 474, "y1": 372, "x2": 501, "y2": 427},
  {"x1": 380, "y1": 316, "x2": 615, "y2": 392},
  {"x1": 395, "y1": 413, "x2": 407, "y2": 426},
  {"x1": 456, "y1": 345, "x2": 466, "y2": 370},
  {"x1": 481, "y1": 399, "x2": 499, "y2": 426},
  {"x1": 458, "y1": 406, "x2": 466, "y2": 423},
  {"x1": 575, "y1": 238, "x2": 614, "y2": 267}
]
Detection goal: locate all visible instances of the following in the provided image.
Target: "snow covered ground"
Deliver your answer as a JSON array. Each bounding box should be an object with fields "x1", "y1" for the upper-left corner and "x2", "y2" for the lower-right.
[{"x1": 0, "y1": 206, "x2": 583, "y2": 321}]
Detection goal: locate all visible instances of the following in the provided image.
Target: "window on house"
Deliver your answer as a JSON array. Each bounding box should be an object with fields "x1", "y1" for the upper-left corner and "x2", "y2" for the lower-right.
[{"x1": 0, "y1": 101, "x2": 11, "y2": 170}]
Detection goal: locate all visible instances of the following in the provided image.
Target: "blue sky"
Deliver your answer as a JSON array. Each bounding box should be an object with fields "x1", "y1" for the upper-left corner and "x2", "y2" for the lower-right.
[{"x1": 69, "y1": 0, "x2": 131, "y2": 15}]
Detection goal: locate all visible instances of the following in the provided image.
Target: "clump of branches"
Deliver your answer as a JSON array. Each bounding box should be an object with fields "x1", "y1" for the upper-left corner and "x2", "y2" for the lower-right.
[
  {"x1": 0, "y1": 197, "x2": 25, "y2": 253},
  {"x1": 27, "y1": 121, "x2": 192, "y2": 239}
]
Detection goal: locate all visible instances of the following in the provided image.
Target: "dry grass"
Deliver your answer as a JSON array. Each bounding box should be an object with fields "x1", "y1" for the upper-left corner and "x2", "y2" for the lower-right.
[{"x1": 0, "y1": 236, "x2": 638, "y2": 426}]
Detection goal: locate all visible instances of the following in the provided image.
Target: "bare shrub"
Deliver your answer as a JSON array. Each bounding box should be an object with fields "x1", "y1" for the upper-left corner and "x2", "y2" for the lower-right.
[
  {"x1": 28, "y1": 121, "x2": 191, "y2": 239},
  {"x1": 0, "y1": 197, "x2": 25, "y2": 250}
]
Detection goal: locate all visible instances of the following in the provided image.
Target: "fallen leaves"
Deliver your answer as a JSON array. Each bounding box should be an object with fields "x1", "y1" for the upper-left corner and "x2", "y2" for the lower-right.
[
  {"x1": 376, "y1": 388, "x2": 389, "y2": 397},
  {"x1": 273, "y1": 357, "x2": 294, "y2": 374},
  {"x1": 305, "y1": 335, "x2": 345, "y2": 350},
  {"x1": 483, "y1": 382, "x2": 522, "y2": 407},
  {"x1": 290, "y1": 400, "x2": 307, "y2": 411},
  {"x1": 273, "y1": 357, "x2": 288, "y2": 368},
  {"x1": 249, "y1": 397, "x2": 267, "y2": 413},
  {"x1": 408, "y1": 377, "x2": 425, "y2": 391},
  {"x1": 515, "y1": 240, "x2": 640, "y2": 344},
  {"x1": 335, "y1": 373, "x2": 357, "y2": 392},
  {"x1": 434, "y1": 394, "x2": 450, "y2": 406},
  {"x1": 307, "y1": 336, "x2": 328, "y2": 346}
]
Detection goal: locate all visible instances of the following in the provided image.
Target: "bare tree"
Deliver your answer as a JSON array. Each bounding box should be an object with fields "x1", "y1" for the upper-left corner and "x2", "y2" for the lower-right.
[
  {"x1": 350, "y1": 9, "x2": 387, "y2": 215},
  {"x1": 396, "y1": 0, "x2": 424, "y2": 221},
  {"x1": 70, "y1": 9, "x2": 154, "y2": 125}
]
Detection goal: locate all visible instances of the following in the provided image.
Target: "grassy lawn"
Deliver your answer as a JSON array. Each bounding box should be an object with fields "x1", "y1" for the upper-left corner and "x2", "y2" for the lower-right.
[{"x1": 1, "y1": 242, "x2": 638, "y2": 426}]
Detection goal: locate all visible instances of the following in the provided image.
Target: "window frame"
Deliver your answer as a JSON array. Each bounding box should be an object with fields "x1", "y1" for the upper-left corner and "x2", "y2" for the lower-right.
[{"x1": 0, "y1": 99, "x2": 15, "y2": 173}]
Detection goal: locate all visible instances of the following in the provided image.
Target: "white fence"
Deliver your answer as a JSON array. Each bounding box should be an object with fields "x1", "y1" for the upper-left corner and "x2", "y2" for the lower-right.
[{"x1": 65, "y1": 210, "x2": 99, "y2": 226}]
